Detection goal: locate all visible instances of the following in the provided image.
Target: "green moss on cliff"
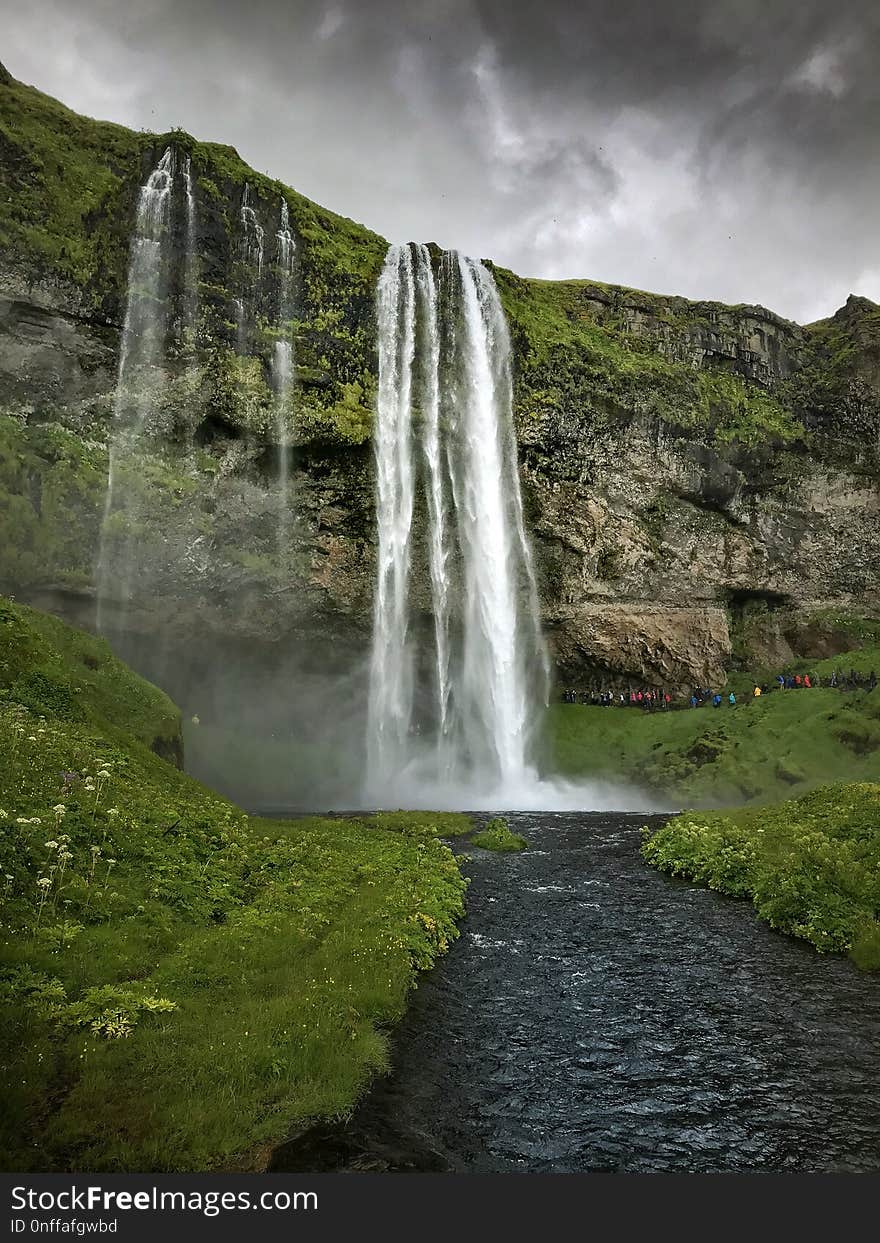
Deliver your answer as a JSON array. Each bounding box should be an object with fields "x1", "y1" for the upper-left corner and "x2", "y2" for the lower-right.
[
  {"x1": 0, "y1": 78, "x2": 144, "y2": 307},
  {"x1": 496, "y1": 269, "x2": 803, "y2": 446},
  {"x1": 781, "y1": 297, "x2": 880, "y2": 443},
  {"x1": 0, "y1": 412, "x2": 106, "y2": 591}
]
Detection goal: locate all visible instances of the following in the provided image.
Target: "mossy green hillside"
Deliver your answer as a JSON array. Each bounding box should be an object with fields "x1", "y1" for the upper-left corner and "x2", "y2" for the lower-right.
[
  {"x1": 0, "y1": 597, "x2": 179, "y2": 756},
  {"x1": 0, "y1": 71, "x2": 384, "y2": 445},
  {"x1": 782, "y1": 298, "x2": 880, "y2": 441},
  {"x1": 495, "y1": 268, "x2": 803, "y2": 447},
  {"x1": 642, "y1": 783, "x2": 880, "y2": 969},
  {"x1": 0, "y1": 597, "x2": 468, "y2": 1171},
  {"x1": 550, "y1": 655, "x2": 880, "y2": 806}
]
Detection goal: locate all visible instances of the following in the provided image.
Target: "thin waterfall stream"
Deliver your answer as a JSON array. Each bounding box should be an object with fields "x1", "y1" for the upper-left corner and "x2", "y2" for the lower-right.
[
  {"x1": 96, "y1": 148, "x2": 175, "y2": 636},
  {"x1": 273, "y1": 197, "x2": 296, "y2": 545}
]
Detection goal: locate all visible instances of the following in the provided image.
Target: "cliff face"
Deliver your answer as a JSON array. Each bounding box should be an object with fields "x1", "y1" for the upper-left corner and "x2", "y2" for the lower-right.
[{"x1": 1, "y1": 68, "x2": 878, "y2": 700}]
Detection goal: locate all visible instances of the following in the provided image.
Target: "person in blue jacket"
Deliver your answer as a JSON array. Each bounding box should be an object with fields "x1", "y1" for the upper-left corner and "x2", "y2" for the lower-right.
[{"x1": 712, "y1": 693, "x2": 722, "y2": 708}]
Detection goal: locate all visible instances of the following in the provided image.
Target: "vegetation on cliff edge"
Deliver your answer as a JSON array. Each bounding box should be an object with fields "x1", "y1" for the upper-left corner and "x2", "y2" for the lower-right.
[
  {"x1": 495, "y1": 268, "x2": 805, "y2": 447},
  {"x1": 0, "y1": 597, "x2": 468, "y2": 1171}
]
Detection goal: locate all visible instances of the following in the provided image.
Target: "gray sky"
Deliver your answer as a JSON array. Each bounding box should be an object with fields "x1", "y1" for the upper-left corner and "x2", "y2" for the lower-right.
[{"x1": 3, "y1": 0, "x2": 879, "y2": 322}]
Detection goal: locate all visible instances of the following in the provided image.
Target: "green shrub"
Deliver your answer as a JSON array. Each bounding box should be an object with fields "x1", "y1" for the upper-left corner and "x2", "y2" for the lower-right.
[
  {"x1": 642, "y1": 783, "x2": 880, "y2": 969},
  {"x1": 471, "y1": 817, "x2": 528, "y2": 853}
]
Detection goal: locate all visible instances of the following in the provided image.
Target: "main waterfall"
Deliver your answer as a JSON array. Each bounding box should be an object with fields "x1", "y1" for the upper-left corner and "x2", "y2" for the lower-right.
[{"x1": 366, "y1": 243, "x2": 549, "y2": 807}]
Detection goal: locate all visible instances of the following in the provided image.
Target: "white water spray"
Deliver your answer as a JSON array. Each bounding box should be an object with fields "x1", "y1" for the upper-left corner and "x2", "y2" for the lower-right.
[
  {"x1": 366, "y1": 244, "x2": 550, "y2": 807},
  {"x1": 368, "y1": 244, "x2": 418, "y2": 784},
  {"x1": 183, "y1": 155, "x2": 198, "y2": 338},
  {"x1": 273, "y1": 198, "x2": 296, "y2": 543},
  {"x1": 97, "y1": 148, "x2": 175, "y2": 633},
  {"x1": 236, "y1": 183, "x2": 264, "y2": 352}
]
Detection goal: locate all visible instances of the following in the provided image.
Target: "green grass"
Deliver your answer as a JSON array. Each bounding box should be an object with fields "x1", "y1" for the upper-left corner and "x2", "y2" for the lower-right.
[
  {"x1": 471, "y1": 817, "x2": 529, "y2": 853},
  {"x1": 549, "y1": 668, "x2": 880, "y2": 807},
  {"x1": 642, "y1": 783, "x2": 880, "y2": 968},
  {"x1": 0, "y1": 597, "x2": 468, "y2": 1171}
]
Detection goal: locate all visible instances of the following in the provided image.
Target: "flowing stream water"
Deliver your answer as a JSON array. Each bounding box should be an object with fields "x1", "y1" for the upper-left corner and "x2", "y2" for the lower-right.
[{"x1": 272, "y1": 812, "x2": 880, "y2": 1173}]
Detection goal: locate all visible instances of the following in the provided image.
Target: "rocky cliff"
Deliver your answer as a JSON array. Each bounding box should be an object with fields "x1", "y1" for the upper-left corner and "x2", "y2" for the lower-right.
[{"x1": 2, "y1": 66, "x2": 878, "y2": 708}]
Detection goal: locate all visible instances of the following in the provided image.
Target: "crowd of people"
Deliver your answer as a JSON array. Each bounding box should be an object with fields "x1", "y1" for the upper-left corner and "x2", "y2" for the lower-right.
[{"x1": 560, "y1": 666, "x2": 877, "y2": 712}]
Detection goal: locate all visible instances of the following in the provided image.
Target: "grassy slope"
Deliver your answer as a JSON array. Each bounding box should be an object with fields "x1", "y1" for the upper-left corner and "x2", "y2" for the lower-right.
[
  {"x1": 0, "y1": 597, "x2": 468, "y2": 1172},
  {"x1": 550, "y1": 644, "x2": 880, "y2": 806},
  {"x1": 642, "y1": 784, "x2": 880, "y2": 969}
]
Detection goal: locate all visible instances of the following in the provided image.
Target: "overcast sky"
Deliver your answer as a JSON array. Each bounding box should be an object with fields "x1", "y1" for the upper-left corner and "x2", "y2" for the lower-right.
[{"x1": 3, "y1": 0, "x2": 879, "y2": 322}]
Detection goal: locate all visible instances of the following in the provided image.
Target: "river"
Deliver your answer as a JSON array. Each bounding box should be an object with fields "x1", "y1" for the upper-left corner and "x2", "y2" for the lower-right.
[{"x1": 271, "y1": 812, "x2": 880, "y2": 1173}]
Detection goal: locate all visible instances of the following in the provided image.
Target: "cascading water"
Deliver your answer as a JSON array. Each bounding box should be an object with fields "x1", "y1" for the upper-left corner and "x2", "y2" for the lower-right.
[
  {"x1": 445, "y1": 251, "x2": 549, "y2": 785},
  {"x1": 366, "y1": 243, "x2": 550, "y2": 808},
  {"x1": 96, "y1": 148, "x2": 175, "y2": 634},
  {"x1": 183, "y1": 155, "x2": 198, "y2": 339},
  {"x1": 273, "y1": 198, "x2": 296, "y2": 542},
  {"x1": 368, "y1": 244, "x2": 418, "y2": 787},
  {"x1": 236, "y1": 183, "x2": 264, "y2": 352}
]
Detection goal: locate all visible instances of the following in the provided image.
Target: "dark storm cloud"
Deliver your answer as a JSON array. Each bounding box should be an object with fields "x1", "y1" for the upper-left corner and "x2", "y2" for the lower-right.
[{"x1": 2, "y1": 0, "x2": 879, "y2": 319}]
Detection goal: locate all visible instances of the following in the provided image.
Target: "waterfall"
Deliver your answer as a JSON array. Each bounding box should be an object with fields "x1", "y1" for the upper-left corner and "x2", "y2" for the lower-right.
[
  {"x1": 273, "y1": 198, "x2": 296, "y2": 543},
  {"x1": 366, "y1": 243, "x2": 549, "y2": 807},
  {"x1": 183, "y1": 155, "x2": 198, "y2": 339},
  {"x1": 367, "y1": 244, "x2": 418, "y2": 785},
  {"x1": 96, "y1": 148, "x2": 175, "y2": 634},
  {"x1": 236, "y1": 183, "x2": 264, "y2": 352},
  {"x1": 446, "y1": 251, "x2": 549, "y2": 784}
]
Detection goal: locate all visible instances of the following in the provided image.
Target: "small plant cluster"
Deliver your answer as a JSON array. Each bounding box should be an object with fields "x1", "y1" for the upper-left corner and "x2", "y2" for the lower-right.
[
  {"x1": 642, "y1": 782, "x2": 880, "y2": 969},
  {"x1": 0, "y1": 716, "x2": 123, "y2": 938},
  {"x1": 2, "y1": 967, "x2": 176, "y2": 1040},
  {"x1": 471, "y1": 817, "x2": 529, "y2": 853}
]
